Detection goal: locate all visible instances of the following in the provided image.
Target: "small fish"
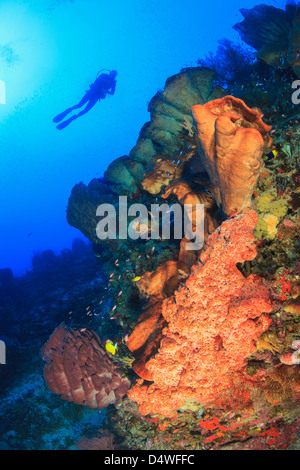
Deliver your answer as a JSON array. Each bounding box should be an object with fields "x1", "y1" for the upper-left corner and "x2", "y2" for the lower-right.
[
  {"x1": 124, "y1": 334, "x2": 129, "y2": 342},
  {"x1": 105, "y1": 340, "x2": 118, "y2": 355},
  {"x1": 132, "y1": 276, "x2": 141, "y2": 282},
  {"x1": 264, "y1": 149, "x2": 278, "y2": 162},
  {"x1": 80, "y1": 328, "x2": 87, "y2": 332},
  {"x1": 111, "y1": 305, "x2": 117, "y2": 312},
  {"x1": 118, "y1": 290, "x2": 123, "y2": 296}
]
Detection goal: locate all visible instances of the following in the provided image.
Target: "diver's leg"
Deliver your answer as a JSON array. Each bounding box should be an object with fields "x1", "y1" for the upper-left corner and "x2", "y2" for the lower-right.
[
  {"x1": 53, "y1": 94, "x2": 90, "y2": 123},
  {"x1": 73, "y1": 98, "x2": 98, "y2": 117},
  {"x1": 70, "y1": 94, "x2": 91, "y2": 110},
  {"x1": 56, "y1": 99, "x2": 98, "y2": 130},
  {"x1": 53, "y1": 107, "x2": 74, "y2": 123}
]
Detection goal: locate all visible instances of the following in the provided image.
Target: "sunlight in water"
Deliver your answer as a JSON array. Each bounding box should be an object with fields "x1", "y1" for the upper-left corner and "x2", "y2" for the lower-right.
[{"x1": 0, "y1": 1, "x2": 57, "y2": 115}]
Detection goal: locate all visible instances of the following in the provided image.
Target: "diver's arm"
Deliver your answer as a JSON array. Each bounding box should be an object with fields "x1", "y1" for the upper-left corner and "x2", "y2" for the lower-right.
[{"x1": 107, "y1": 81, "x2": 116, "y2": 95}]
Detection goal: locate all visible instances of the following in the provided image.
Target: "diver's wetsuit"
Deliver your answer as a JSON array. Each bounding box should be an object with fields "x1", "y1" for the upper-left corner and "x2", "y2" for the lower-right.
[{"x1": 53, "y1": 70, "x2": 117, "y2": 130}]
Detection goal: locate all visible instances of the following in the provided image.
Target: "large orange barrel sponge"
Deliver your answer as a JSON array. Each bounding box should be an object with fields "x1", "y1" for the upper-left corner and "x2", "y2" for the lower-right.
[
  {"x1": 41, "y1": 323, "x2": 130, "y2": 409},
  {"x1": 127, "y1": 211, "x2": 273, "y2": 417},
  {"x1": 191, "y1": 96, "x2": 273, "y2": 217}
]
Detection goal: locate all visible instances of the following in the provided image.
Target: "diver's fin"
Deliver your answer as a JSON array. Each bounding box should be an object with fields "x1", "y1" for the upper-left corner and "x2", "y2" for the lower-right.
[
  {"x1": 56, "y1": 116, "x2": 76, "y2": 130},
  {"x1": 53, "y1": 108, "x2": 73, "y2": 123}
]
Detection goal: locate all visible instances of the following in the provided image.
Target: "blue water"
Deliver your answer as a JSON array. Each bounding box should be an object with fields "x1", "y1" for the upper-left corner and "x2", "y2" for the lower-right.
[{"x1": 0, "y1": 0, "x2": 286, "y2": 276}]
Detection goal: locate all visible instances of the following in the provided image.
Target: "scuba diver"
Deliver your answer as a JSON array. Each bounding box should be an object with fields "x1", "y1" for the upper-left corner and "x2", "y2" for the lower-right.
[{"x1": 53, "y1": 69, "x2": 117, "y2": 130}]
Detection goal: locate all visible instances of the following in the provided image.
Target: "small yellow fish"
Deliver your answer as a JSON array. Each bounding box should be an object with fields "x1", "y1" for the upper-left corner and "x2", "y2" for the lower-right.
[
  {"x1": 132, "y1": 276, "x2": 141, "y2": 282},
  {"x1": 105, "y1": 340, "x2": 118, "y2": 355}
]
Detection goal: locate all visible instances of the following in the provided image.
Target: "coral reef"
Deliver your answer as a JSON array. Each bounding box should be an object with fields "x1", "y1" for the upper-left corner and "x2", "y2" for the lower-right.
[
  {"x1": 161, "y1": 180, "x2": 217, "y2": 244},
  {"x1": 39, "y1": 59, "x2": 300, "y2": 448},
  {"x1": 67, "y1": 179, "x2": 119, "y2": 245},
  {"x1": 75, "y1": 430, "x2": 122, "y2": 450},
  {"x1": 104, "y1": 156, "x2": 145, "y2": 195},
  {"x1": 126, "y1": 302, "x2": 166, "y2": 381},
  {"x1": 197, "y1": 38, "x2": 255, "y2": 88},
  {"x1": 41, "y1": 323, "x2": 130, "y2": 409},
  {"x1": 141, "y1": 150, "x2": 191, "y2": 195},
  {"x1": 5, "y1": 6, "x2": 300, "y2": 448},
  {"x1": 191, "y1": 95, "x2": 272, "y2": 217},
  {"x1": 233, "y1": 3, "x2": 300, "y2": 74},
  {"x1": 254, "y1": 185, "x2": 290, "y2": 240},
  {"x1": 128, "y1": 211, "x2": 273, "y2": 417},
  {"x1": 135, "y1": 260, "x2": 189, "y2": 302},
  {"x1": 73, "y1": 67, "x2": 224, "y2": 205}
]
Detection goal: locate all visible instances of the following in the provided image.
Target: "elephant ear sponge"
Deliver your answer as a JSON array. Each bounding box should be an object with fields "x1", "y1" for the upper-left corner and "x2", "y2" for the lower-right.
[
  {"x1": 191, "y1": 95, "x2": 272, "y2": 217},
  {"x1": 127, "y1": 211, "x2": 273, "y2": 418},
  {"x1": 41, "y1": 323, "x2": 130, "y2": 409}
]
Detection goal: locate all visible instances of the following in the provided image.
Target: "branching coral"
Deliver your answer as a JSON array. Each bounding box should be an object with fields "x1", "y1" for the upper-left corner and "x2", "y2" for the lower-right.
[
  {"x1": 127, "y1": 211, "x2": 273, "y2": 417},
  {"x1": 41, "y1": 323, "x2": 130, "y2": 409}
]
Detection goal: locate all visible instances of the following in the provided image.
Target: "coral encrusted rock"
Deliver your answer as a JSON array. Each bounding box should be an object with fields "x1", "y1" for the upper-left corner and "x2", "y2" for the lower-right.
[
  {"x1": 41, "y1": 323, "x2": 130, "y2": 409},
  {"x1": 127, "y1": 211, "x2": 273, "y2": 417}
]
